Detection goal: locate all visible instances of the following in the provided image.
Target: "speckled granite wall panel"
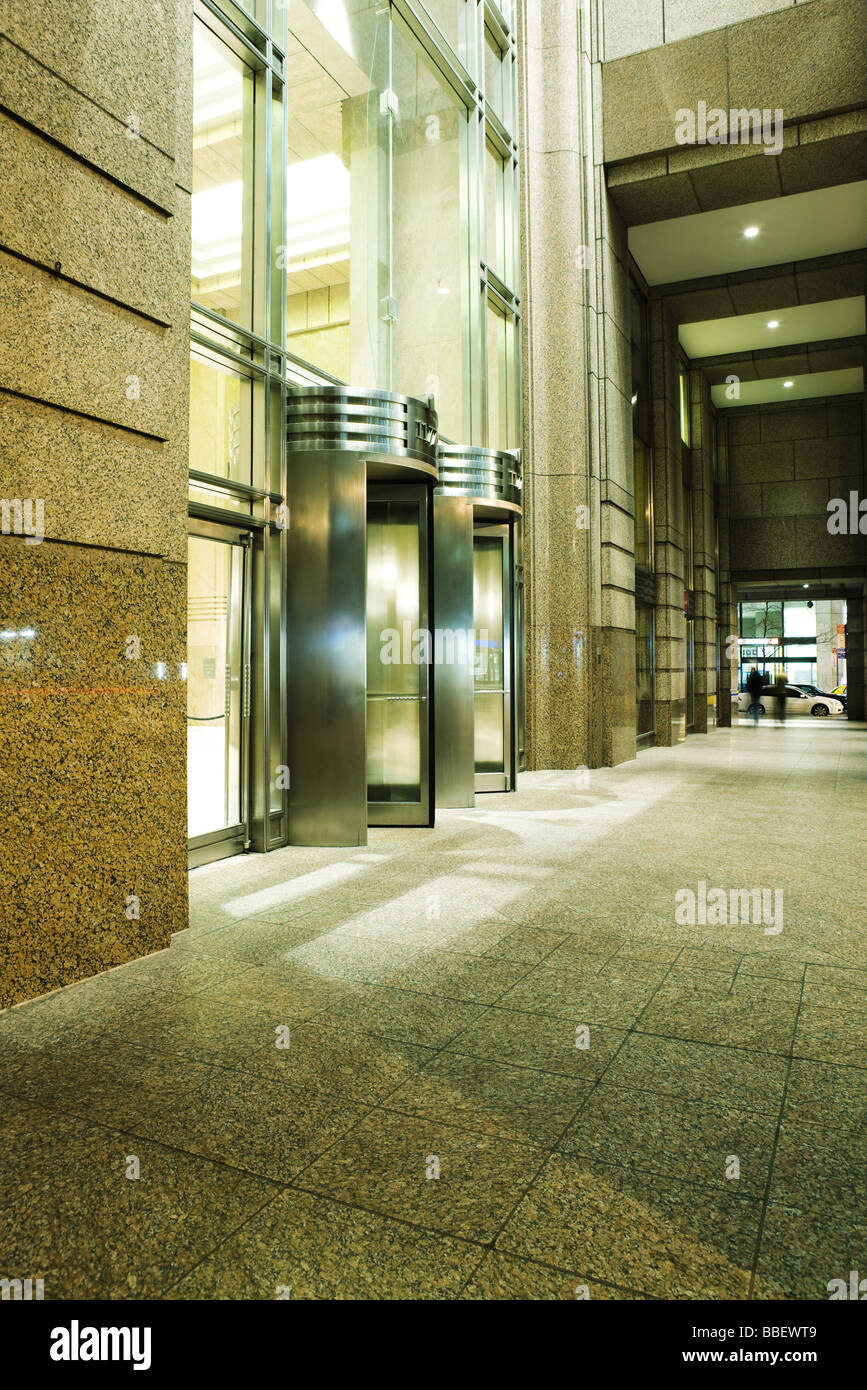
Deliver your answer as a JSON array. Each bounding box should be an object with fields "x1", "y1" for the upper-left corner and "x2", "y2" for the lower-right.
[
  {"x1": 0, "y1": 393, "x2": 187, "y2": 562},
  {"x1": 519, "y1": 9, "x2": 594, "y2": 772},
  {"x1": 0, "y1": 116, "x2": 176, "y2": 324},
  {"x1": 725, "y1": 401, "x2": 865, "y2": 575},
  {"x1": 0, "y1": 252, "x2": 174, "y2": 437},
  {"x1": 0, "y1": 537, "x2": 187, "y2": 1008},
  {"x1": 0, "y1": 0, "x2": 178, "y2": 154},
  {"x1": 0, "y1": 36, "x2": 176, "y2": 212}
]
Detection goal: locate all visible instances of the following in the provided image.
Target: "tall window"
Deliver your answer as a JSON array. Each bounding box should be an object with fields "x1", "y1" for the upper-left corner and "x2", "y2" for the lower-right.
[{"x1": 192, "y1": 23, "x2": 255, "y2": 328}]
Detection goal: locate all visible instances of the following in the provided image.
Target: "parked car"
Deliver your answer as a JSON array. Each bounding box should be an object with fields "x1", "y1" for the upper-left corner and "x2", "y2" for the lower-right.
[
  {"x1": 738, "y1": 685, "x2": 844, "y2": 717},
  {"x1": 832, "y1": 684, "x2": 848, "y2": 709},
  {"x1": 792, "y1": 682, "x2": 846, "y2": 709}
]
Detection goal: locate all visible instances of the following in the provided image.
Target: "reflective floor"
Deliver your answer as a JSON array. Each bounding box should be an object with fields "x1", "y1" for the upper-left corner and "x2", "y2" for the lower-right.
[{"x1": 1, "y1": 721, "x2": 864, "y2": 1299}]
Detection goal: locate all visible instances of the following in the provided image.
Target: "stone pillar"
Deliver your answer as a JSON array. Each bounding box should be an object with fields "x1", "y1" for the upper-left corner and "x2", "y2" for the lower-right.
[
  {"x1": 518, "y1": 0, "x2": 591, "y2": 771},
  {"x1": 518, "y1": 0, "x2": 636, "y2": 770},
  {"x1": 688, "y1": 370, "x2": 719, "y2": 731},
  {"x1": 649, "y1": 297, "x2": 687, "y2": 744},
  {"x1": 846, "y1": 595, "x2": 866, "y2": 722},
  {"x1": 0, "y1": 1, "x2": 191, "y2": 1006},
  {"x1": 716, "y1": 418, "x2": 738, "y2": 726}
]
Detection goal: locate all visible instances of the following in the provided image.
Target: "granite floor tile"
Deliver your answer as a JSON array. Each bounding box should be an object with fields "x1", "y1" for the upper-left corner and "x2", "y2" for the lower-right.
[
  {"x1": 496, "y1": 1153, "x2": 762, "y2": 1299},
  {"x1": 603, "y1": 1035, "x2": 789, "y2": 1114},
  {"x1": 384, "y1": 1051, "x2": 591, "y2": 1144},
  {"x1": 637, "y1": 978, "x2": 800, "y2": 1054},
  {"x1": 754, "y1": 1202, "x2": 867, "y2": 1301},
  {"x1": 240, "y1": 1016, "x2": 436, "y2": 1105},
  {"x1": 142, "y1": 1066, "x2": 365, "y2": 1182},
  {"x1": 0, "y1": 1103, "x2": 278, "y2": 1299},
  {"x1": 0, "y1": 1036, "x2": 213, "y2": 1129},
  {"x1": 284, "y1": 936, "x2": 426, "y2": 985},
  {"x1": 301, "y1": 1109, "x2": 546, "y2": 1242},
  {"x1": 193, "y1": 961, "x2": 350, "y2": 1020},
  {"x1": 782, "y1": 1058, "x2": 867, "y2": 1137},
  {"x1": 482, "y1": 927, "x2": 570, "y2": 964},
  {"x1": 380, "y1": 951, "x2": 532, "y2": 1005},
  {"x1": 496, "y1": 963, "x2": 661, "y2": 1027},
  {"x1": 445, "y1": 1007, "x2": 629, "y2": 1080},
  {"x1": 769, "y1": 1127, "x2": 865, "y2": 1220},
  {"x1": 792, "y1": 1003, "x2": 865, "y2": 1069},
  {"x1": 106, "y1": 996, "x2": 291, "y2": 1067},
  {"x1": 169, "y1": 1189, "x2": 484, "y2": 1300},
  {"x1": 558, "y1": 1084, "x2": 778, "y2": 1194},
  {"x1": 331, "y1": 985, "x2": 488, "y2": 1049},
  {"x1": 459, "y1": 1251, "x2": 645, "y2": 1300}
]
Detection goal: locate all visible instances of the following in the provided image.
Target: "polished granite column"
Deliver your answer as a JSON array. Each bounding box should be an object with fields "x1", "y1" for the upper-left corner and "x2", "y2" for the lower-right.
[
  {"x1": 0, "y1": 0, "x2": 191, "y2": 1006},
  {"x1": 518, "y1": 0, "x2": 636, "y2": 771}
]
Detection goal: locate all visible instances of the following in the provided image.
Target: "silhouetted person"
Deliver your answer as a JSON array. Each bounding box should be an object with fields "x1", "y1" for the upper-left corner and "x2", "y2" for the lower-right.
[
  {"x1": 746, "y1": 666, "x2": 763, "y2": 725},
  {"x1": 774, "y1": 671, "x2": 788, "y2": 723}
]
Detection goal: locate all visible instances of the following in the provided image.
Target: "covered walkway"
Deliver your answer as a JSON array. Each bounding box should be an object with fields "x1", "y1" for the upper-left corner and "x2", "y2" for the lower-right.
[{"x1": 1, "y1": 721, "x2": 864, "y2": 1299}]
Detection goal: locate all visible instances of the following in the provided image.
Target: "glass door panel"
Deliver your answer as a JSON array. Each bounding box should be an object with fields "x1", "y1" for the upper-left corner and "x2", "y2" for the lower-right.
[
  {"x1": 473, "y1": 529, "x2": 511, "y2": 789},
  {"x1": 187, "y1": 529, "x2": 250, "y2": 863},
  {"x1": 366, "y1": 490, "x2": 431, "y2": 825}
]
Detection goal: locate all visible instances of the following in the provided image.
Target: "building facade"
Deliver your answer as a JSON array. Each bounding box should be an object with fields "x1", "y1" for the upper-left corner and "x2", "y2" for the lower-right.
[{"x1": 1, "y1": 0, "x2": 865, "y2": 1007}]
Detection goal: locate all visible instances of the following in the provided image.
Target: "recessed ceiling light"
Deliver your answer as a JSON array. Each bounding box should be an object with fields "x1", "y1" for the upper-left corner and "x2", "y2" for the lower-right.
[
  {"x1": 743, "y1": 226, "x2": 760, "y2": 238},
  {"x1": 803, "y1": 584, "x2": 809, "y2": 589},
  {"x1": 767, "y1": 320, "x2": 779, "y2": 329},
  {"x1": 437, "y1": 282, "x2": 450, "y2": 296},
  {"x1": 783, "y1": 380, "x2": 794, "y2": 388}
]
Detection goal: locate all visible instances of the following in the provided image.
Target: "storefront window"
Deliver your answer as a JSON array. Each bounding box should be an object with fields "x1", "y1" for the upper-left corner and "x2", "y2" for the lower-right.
[{"x1": 192, "y1": 22, "x2": 256, "y2": 327}]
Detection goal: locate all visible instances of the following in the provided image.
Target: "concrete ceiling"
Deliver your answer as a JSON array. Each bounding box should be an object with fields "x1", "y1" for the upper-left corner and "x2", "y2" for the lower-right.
[
  {"x1": 711, "y1": 367, "x2": 863, "y2": 409},
  {"x1": 679, "y1": 297, "x2": 866, "y2": 359},
  {"x1": 629, "y1": 182, "x2": 867, "y2": 287}
]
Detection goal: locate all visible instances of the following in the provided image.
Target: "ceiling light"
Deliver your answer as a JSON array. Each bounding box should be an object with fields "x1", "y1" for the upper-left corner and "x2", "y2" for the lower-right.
[
  {"x1": 631, "y1": 394, "x2": 638, "y2": 406},
  {"x1": 783, "y1": 380, "x2": 794, "y2": 388},
  {"x1": 767, "y1": 320, "x2": 779, "y2": 329},
  {"x1": 18, "y1": 627, "x2": 35, "y2": 638},
  {"x1": 743, "y1": 226, "x2": 760, "y2": 238},
  {"x1": 437, "y1": 282, "x2": 450, "y2": 296},
  {"x1": 0, "y1": 629, "x2": 15, "y2": 640},
  {"x1": 803, "y1": 584, "x2": 809, "y2": 589}
]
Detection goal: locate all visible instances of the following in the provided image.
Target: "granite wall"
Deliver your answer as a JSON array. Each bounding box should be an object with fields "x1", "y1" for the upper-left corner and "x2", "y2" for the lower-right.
[
  {"x1": 721, "y1": 398, "x2": 864, "y2": 577},
  {"x1": 0, "y1": 0, "x2": 192, "y2": 1007}
]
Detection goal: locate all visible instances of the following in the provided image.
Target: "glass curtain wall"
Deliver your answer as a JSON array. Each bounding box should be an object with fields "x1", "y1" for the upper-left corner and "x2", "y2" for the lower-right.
[
  {"x1": 189, "y1": 1, "x2": 522, "y2": 859},
  {"x1": 189, "y1": 2, "x2": 288, "y2": 862},
  {"x1": 282, "y1": 0, "x2": 520, "y2": 446}
]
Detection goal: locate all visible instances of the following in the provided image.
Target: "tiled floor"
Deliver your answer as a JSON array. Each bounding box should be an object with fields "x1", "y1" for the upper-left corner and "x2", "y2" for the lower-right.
[{"x1": 1, "y1": 720, "x2": 864, "y2": 1299}]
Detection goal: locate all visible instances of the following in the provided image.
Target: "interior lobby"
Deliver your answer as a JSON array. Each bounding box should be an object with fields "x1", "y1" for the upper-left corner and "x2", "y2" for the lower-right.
[{"x1": 1, "y1": 0, "x2": 865, "y2": 1307}]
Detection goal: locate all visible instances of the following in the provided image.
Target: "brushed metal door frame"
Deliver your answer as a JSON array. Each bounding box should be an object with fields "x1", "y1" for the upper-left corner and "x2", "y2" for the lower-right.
[
  {"x1": 366, "y1": 482, "x2": 434, "y2": 827},
  {"x1": 186, "y1": 520, "x2": 253, "y2": 869}
]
